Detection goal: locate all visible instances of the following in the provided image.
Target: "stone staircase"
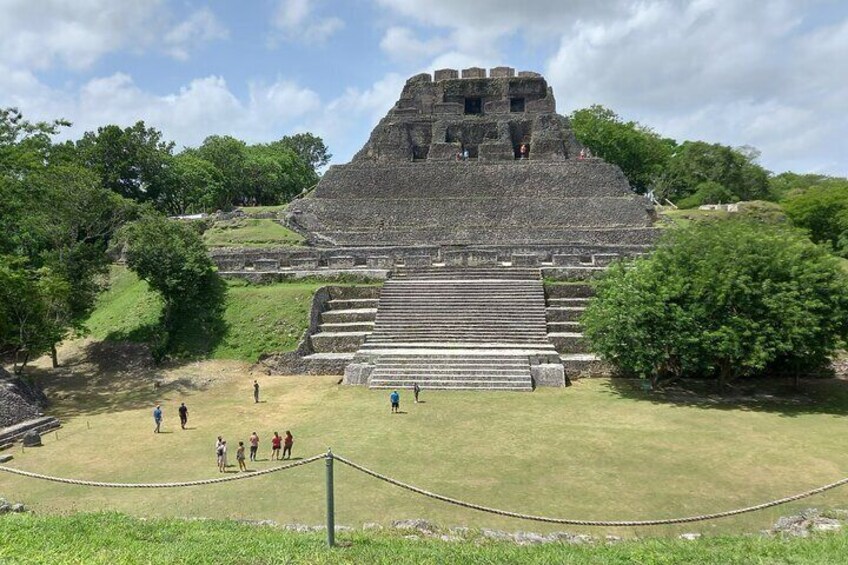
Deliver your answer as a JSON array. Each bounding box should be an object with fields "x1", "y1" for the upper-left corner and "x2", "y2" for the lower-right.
[
  {"x1": 545, "y1": 283, "x2": 608, "y2": 377},
  {"x1": 346, "y1": 267, "x2": 563, "y2": 391}
]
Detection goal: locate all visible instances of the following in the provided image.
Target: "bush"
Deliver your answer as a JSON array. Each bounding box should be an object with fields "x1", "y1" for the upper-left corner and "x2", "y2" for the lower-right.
[
  {"x1": 782, "y1": 183, "x2": 848, "y2": 257},
  {"x1": 582, "y1": 218, "x2": 848, "y2": 388}
]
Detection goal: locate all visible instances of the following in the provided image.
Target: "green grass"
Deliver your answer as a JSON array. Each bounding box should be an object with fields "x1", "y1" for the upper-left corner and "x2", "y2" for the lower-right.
[
  {"x1": 4, "y1": 372, "x2": 848, "y2": 539},
  {"x1": 236, "y1": 204, "x2": 288, "y2": 216},
  {"x1": 659, "y1": 207, "x2": 730, "y2": 227},
  {"x1": 203, "y1": 218, "x2": 304, "y2": 248},
  {"x1": 85, "y1": 266, "x2": 163, "y2": 342},
  {"x1": 85, "y1": 266, "x2": 321, "y2": 361},
  {"x1": 3, "y1": 512, "x2": 848, "y2": 564}
]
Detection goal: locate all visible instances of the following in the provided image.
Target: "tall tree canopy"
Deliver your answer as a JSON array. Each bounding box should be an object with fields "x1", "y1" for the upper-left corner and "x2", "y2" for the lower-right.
[
  {"x1": 582, "y1": 218, "x2": 848, "y2": 389},
  {"x1": 569, "y1": 105, "x2": 674, "y2": 194}
]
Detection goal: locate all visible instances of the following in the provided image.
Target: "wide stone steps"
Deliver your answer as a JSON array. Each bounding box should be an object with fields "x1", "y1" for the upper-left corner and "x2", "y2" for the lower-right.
[
  {"x1": 546, "y1": 307, "x2": 584, "y2": 322},
  {"x1": 395, "y1": 267, "x2": 541, "y2": 280},
  {"x1": 368, "y1": 352, "x2": 533, "y2": 391},
  {"x1": 327, "y1": 298, "x2": 379, "y2": 310},
  {"x1": 321, "y1": 309, "x2": 378, "y2": 323}
]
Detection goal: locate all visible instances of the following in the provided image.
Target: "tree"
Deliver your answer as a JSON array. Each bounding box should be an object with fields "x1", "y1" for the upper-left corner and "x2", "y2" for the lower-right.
[
  {"x1": 569, "y1": 105, "x2": 674, "y2": 193},
  {"x1": 275, "y1": 132, "x2": 331, "y2": 172},
  {"x1": 75, "y1": 121, "x2": 174, "y2": 202},
  {"x1": 782, "y1": 181, "x2": 848, "y2": 257},
  {"x1": 157, "y1": 153, "x2": 226, "y2": 215},
  {"x1": 119, "y1": 214, "x2": 221, "y2": 356},
  {"x1": 582, "y1": 218, "x2": 848, "y2": 390},
  {"x1": 654, "y1": 141, "x2": 771, "y2": 206}
]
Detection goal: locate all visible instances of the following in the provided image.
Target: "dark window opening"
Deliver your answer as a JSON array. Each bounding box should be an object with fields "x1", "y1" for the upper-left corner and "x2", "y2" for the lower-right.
[
  {"x1": 412, "y1": 145, "x2": 429, "y2": 161},
  {"x1": 510, "y1": 97, "x2": 525, "y2": 112},
  {"x1": 464, "y1": 97, "x2": 482, "y2": 115}
]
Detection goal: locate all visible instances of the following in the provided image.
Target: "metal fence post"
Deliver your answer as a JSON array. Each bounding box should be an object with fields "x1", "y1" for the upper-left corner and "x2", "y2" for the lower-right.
[{"x1": 325, "y1": 448, "x2": 335, "y2": 547}]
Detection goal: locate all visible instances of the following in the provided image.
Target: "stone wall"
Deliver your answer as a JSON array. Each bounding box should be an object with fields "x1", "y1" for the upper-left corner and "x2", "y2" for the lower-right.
[{"x1": 0, "y1": 367, "x2": 47, "y2": 428}]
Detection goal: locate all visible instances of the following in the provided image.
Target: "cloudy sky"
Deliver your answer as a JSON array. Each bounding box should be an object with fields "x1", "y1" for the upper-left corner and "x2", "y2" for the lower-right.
[{"x1": 1, "y1": 0, "x2": 845, "y2": 176}]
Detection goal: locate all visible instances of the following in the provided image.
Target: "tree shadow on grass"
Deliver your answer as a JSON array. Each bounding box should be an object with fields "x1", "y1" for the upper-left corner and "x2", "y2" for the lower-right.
[
  {"x1": 28, "y1": 340, "x2": 225, "y2": 420},
  {"x1": 602, "y1": 375, "x2": 848, "y2": 417}
]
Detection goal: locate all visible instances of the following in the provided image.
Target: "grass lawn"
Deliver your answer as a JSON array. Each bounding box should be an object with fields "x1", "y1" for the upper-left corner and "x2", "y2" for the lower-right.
[
  {"x1": 203, "y1": 218, "x2": 304, "y2": 248},
  {"x1": 3, "y1": 513, "x2": 848, "y2": 565},
  {"x1": 86, "y1": 267, "x2": 385, "y2": 362},
  {"x1": 658, "y1": 207, "x2": 730, "y2": 227},
  {"x1": 85, "y1": 266, "x2": 321, "y2": 361},
  {"x1": 3, "y1": 358, "x2": 848, "y2": 539},
  {"x1": 235, "y1": 204, "x2": 288, "y2": 216}
]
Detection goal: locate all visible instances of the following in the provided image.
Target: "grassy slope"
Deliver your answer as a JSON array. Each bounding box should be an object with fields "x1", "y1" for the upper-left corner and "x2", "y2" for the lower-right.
[
  {"x1": 203, "y1": 218, "x2": 304, "y2": 248},
  {"x1": 3, "y1": 513, "x2": 848, "y2": 565},
  {"x1": 85, "y1": 266, "x2": 319, "y2": 361},
  {"x1": 4, "y1": 373, "x2": 848, "y2": 538}
]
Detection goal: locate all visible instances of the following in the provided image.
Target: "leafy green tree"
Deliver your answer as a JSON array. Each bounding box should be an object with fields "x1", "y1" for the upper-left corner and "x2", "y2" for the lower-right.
[
  {"x1": 157, "y1": 153, "x2": 226, "y2": 215},
  {"x1": 569, "y1": 105, "x2": 674, "y2": 193},
  {"x1": 119, "y1": 214, "x2": 223, "y2": 357},
  {"x1": 655, "y1": 141, "x2": 771, "y2": 206},
  {"x1": 75, "y1": 121, "x2": 174, "y2": 202},
  {"x1": 275, "y1": 132, "x2": 331, "y2": 172},
  {"x1": 582, "y1": 218, "x2": 848, "y2": 389},
  {"x1": 782, "y1": 182, "x2": 848, "y2": 257}
]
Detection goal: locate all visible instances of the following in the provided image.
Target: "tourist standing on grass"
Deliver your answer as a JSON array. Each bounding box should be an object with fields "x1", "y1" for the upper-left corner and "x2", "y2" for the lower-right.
[
  {"x1": 153, "y1": 404, "x2": 162, "y2": 433},
  {"x1": 413, "y1": 383, "x2": 420, "y2": 403},
  {"x1": 271, "y1": 432, "x2": 282, "y2": 460},
  {"x1": 237, "y1": 441, "x2": 247, "y2": 471},
  {"x1": 253, "y1": 380, "x2": 260, "y2": 403},
  {"x1": 178, "y1": 403, "x2": 188, "y2": 429},
  {"x1": 283, "y1": 431, "x2": 294, "y2": 459},
  {"x1": 390, "y1": 390, "x2": 400, "y2": 413},
  {"x1": 216, "y1": 440, "x2": 226, "y2": 472},
  {"x1": 249, "y1": 431, "x2": 259, "y2": 461}
]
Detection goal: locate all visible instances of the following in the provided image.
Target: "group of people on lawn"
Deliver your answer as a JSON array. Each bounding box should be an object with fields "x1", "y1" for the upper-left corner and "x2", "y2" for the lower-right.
[
  {"x1": 216, "y1": 430, "x2": 293, "y2": 473},
  {"x1": 151, "y1": 380, "x2": 294, "y2": 473}
]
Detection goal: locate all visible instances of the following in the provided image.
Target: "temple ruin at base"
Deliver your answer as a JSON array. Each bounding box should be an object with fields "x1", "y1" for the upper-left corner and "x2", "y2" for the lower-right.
[{"x1": 215, "y1": 67, "x2": 661, "y2": 390}]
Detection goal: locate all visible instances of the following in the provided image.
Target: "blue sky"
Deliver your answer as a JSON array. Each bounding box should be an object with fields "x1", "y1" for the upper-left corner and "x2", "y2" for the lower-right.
[{"x1": 1, "y1": 0, "x2": 846, "y2": 176}]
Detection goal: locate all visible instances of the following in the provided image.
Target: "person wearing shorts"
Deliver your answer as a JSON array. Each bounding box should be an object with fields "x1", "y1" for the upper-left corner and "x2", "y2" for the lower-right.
[
  {"x1": 236, "y1": 441, "x2": 247, "y2": 471},
  {"x1": 390, "y1": 390, "x2": 400, "y2": 413},
  {"x1": 216, "y1": 440, "x2": 226, "y2": 472},
  {"x1": 271, "y1": 432, "x2": 282, "y2": 460}
]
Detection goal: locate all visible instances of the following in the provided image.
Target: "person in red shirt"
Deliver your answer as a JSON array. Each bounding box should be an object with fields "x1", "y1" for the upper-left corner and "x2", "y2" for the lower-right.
[
  {"x1": 283, "y1": 431, "x2": 294, "y2": 460},
  {"x1": 271, "y1": 432, "x2": 282, "y2": 460}
]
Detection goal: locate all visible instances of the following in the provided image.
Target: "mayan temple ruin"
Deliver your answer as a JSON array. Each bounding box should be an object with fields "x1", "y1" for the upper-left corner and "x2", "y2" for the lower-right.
[{"x1": 215, "y1": 67, "x2": 660, "y2": 390}]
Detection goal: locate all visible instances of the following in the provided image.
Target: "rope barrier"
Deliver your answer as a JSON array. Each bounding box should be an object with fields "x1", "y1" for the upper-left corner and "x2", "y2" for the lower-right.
[
  {"x1": 3, "y1": 452, "x2": 847, "y2": 525},
  {"x1": 0, "y1": 454, "x2": 324, "y2": 488},
  {"x1": 334, "y1": 455, "x2": 848, "y2": 527}
]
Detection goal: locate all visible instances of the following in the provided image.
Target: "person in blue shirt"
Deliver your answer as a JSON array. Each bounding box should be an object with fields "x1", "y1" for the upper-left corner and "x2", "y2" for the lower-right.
[
  {"x1": 390, "y1": 390, "x2": 400, "y2": 414},
  {"x1": 153, "y1": 404, "x2": 163, "y2": 433}
]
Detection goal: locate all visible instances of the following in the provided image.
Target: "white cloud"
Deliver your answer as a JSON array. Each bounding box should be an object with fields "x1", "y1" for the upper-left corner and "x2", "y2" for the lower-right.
[
  {"x1": 164, "y1": 8, "x2": 229, "y2": 61},
  {"x1": 380, "y1": 27, "x2": 448, "y2": 62},
  {"x1": 0, "y1": 0, "x2": 228, "y2": 69},
  {"x1": 271, "y1": 0, "x2": 345, "y2": 44}
]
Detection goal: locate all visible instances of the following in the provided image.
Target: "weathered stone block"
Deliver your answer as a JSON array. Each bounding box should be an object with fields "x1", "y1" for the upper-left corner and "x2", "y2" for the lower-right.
[
  {"x1": 468, "y1": 250, "x2": 498, "y2": 266},
  {"x1": 253, "y1": 259, "x2": 279, "y2": 272},
  {"x1": 489, "y1": 66, "x2": 515, "y2": 78},
  {"x1": 433, "y1": 103, "x2": 463, "y2": 115},
  {"x1": 434, "y1": 68, "x2": 459, "y2": 81},
  {"x1": 531, "y1": 364, "x2": 565, "y2": 387},
  {"x1": 343, "y1": 363, "x2": 374, "y2": 385},
  {"x1": 366, "y1": 256, "x2": 393, "y2": 269},
  {"x1": 512, "y1": 253, "x2": 539, "y2": 267},
  {"x1": 403, "y1": 255, "x2": 432, "y2": 267},
  {"x1": 22, "y1": 431, "x2": 41, "y2": 447},
  {"x1": 328, "y1": 256, "x2": 356, "y2": 269},
  {"x1": 479, "y1": 142, "x2": 515, "y2": 161},
  {"x1": 518, "y1": 71, "x2": 542, "y2": 78},
  {"x1": 290, "y1": 257, "x2": 319, "y2": 269},
  {"x1": 461, "y1": 67, "x2": 486, "y2": 79},
  {"x1": 553, "y1": 254, "x2": 582, "y2": 267},
  {"x1": 443, "y1": 251, "x2": 467, "y2": 266}
]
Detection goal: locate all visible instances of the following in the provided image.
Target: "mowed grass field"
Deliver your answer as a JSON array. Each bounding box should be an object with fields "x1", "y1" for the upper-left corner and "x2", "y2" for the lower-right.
[{"x1": 3, "y1": 356, "x2": 848, "y2": 539}]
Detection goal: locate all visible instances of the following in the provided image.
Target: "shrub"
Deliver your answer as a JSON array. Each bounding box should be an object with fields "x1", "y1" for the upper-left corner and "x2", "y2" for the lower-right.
[{"x1": 582, "y1": 218, "x2": 848, "y2": 388}]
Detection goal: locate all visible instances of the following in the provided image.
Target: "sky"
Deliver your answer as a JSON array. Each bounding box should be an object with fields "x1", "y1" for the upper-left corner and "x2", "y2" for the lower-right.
[{"x1": 0, "y1": 0, "x2": 846, "y2": 176}]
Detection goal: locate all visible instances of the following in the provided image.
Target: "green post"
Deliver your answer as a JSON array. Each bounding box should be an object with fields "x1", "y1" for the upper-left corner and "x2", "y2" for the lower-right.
[{"x1": 325, "y1": 448, "x2": 335, "y2": 547}]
